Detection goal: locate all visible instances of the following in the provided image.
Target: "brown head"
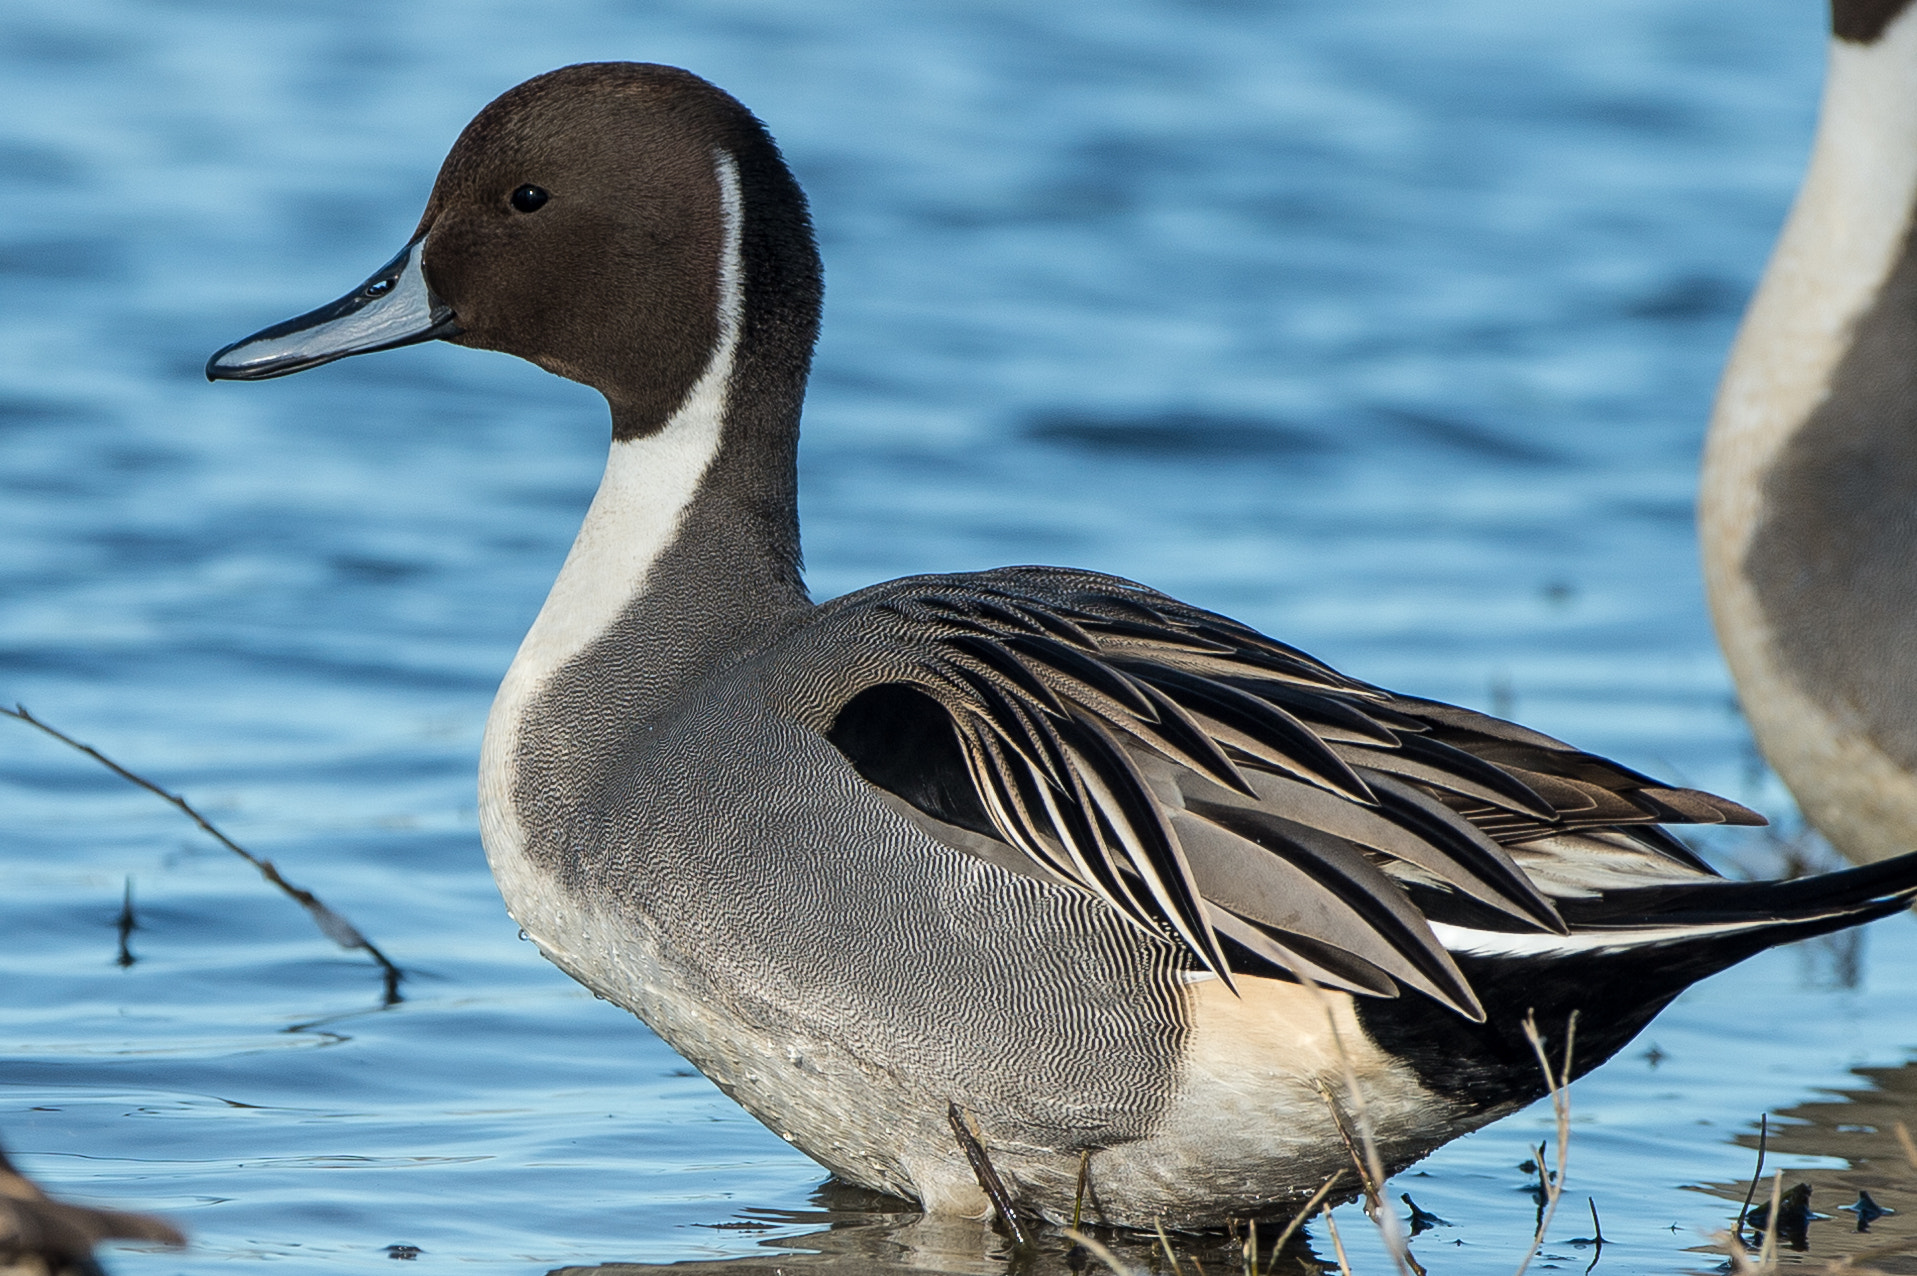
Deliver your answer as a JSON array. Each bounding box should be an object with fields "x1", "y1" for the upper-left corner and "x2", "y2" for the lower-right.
[
  {"x1": 207, "y1": 63, "x2": 822, "y2": 444},
  {"x1": 1833, "y1": 0, "x2": 1916, "y2": 43}
]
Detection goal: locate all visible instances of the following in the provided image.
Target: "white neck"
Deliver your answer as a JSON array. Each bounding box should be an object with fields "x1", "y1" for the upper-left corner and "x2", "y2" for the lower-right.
[
  {"x1": 1697, "y1": 9, "x2": 1917, "y2": 864},
  {"x1": 1701, "y1": 9, "x2": 1917, "y2": 559},
  {"x1": 479, "y1": 150, "x2": 743, "y2": 850}
]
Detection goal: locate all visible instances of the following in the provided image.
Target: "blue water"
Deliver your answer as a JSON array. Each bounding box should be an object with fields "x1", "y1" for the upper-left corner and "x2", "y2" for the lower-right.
[{"x1": 4, "y1": 0, "x2": 1916, "y2": 1271}]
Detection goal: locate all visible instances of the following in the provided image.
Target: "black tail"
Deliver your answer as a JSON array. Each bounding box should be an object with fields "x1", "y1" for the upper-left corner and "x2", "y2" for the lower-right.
[
  {"x1": 1559, "y1": 848, "x2": 1917, "y2": 931},
  {"x1": 1356, "y1": 849, "x2": 1917, "y2": 1108}
]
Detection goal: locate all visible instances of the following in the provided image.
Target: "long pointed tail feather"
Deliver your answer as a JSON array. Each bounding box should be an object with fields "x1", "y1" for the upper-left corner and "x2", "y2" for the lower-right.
[{"x1": 1356, "y1": 849, "x2": 1917, "y2": 1109}]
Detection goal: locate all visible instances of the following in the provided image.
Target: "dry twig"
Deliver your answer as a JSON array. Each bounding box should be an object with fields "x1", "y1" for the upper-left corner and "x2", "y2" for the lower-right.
[
  {"x1": 1510, "y1": 1009, "x2": 1577, "y2": 1276},
  {"x1": 2, "y1": 703, "x2": 403, "y2": 1003},
  {"x1": 1737, "y1": 1115, "x2": 1770, "y2": 1235},
  {"x1": 946, "y1": 1103, "x2": 1029, "y2": 1249}
]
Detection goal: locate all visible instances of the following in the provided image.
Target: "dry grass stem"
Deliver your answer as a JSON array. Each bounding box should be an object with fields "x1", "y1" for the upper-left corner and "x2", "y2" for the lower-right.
[
  {"x1": 1154, "y1": 1219, "x2": 1185, "y2": 1275},
  {"x1": 1708, "y1": 1174, "x2": 1783, "y2": 1276},
  {"x1": 2, "y1": 703, "x2": 403, "y2": 1003},
  {"x1": 1322, "y1": 1209, "x2": 1356, "y2": 1276},
  {"x1": 1061, "y1": 1228, "x2": 1140, "y2": 1276},
  {"x1": 1313, "y1": 1079, "x2": 1379, "y2": 1210},
  {"x1": 1895, "y1": 1121, "x2": 1917, "y2": 1171},
  {"x1": 1758, "y1": 1171, "x2": 1782, "y2": 1271},
  {"x1": 1267, "y1": 1171, "x2": 1347, "y2": 1264},
  {"x1": 1708, "y1": 1229, "x2": 1762, "y2": 1276},
  {"x1": 1292, "y1": 971, "x2": 1416, "y2": 1276},
  {"x1": 1510, "y1": 1009, "x2": 1577, "y2": 1276}
]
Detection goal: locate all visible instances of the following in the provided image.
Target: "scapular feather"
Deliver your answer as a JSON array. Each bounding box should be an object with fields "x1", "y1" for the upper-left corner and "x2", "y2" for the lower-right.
[
  {"x1": 817, "y1": 567, "x2": 1773, "y2": 1014},
  {"x1": 1118, "y1": 661, "x2": 1375, "y2": 803}
]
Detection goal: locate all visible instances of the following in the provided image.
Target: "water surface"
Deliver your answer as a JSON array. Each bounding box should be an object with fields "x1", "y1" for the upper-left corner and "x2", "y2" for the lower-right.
[{"x1": 4, "y1": 0, "x2": 1915, "y2": 1272}]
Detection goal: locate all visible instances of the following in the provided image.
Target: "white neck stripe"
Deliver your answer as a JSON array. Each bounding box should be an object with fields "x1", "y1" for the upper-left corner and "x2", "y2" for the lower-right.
[
  {"x1": 480, "y1": 149, "x2": 744, "y2": 833},
  {"x1": 501, "y1": 149, "x2": 741, "y2": 691}
]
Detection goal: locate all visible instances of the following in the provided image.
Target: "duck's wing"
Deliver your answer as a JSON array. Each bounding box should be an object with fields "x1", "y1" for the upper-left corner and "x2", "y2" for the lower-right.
[{"x1": 805, "y1": 567, "x2": 1762, "y2": 1021}]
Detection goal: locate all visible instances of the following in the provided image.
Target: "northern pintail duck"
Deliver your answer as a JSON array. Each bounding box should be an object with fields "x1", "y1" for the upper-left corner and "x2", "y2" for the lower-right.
[
  {"x1": 209, "y1": 63, "x2": 1917, "y2": 1228},
  {"x1": 1703, "y1": 0, "x2": 1917, "y2": 866}
]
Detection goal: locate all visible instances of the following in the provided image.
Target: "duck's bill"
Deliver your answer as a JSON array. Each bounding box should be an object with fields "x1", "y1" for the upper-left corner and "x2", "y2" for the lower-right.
[{"x1": 205, "y1": 238, "x2": 461, "y2": 381}]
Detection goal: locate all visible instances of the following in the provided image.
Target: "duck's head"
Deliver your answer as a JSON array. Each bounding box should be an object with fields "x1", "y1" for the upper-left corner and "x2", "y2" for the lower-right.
[{"x1": 207, "y1": 63, "x2": 821, "y2": 439}]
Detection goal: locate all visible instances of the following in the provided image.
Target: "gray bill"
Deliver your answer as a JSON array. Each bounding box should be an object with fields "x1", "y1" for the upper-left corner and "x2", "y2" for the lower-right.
[{"x1": 205, "y1": 237, "x2": 460, "y2": 381}]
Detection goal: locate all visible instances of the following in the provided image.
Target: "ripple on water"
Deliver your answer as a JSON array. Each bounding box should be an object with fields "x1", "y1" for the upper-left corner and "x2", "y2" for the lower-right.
[{"x1": 6, "y1": 0, "x2": 1914, "y2": 1273}]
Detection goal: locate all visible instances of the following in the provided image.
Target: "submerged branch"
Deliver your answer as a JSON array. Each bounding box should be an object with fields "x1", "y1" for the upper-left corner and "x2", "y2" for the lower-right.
[
  {"x1": 1737, "y1": 1115, "x2": 1770, "y2": 1239},
  {"x1": 3, "y1": 703, "x2": 403, "y2": 1004}
]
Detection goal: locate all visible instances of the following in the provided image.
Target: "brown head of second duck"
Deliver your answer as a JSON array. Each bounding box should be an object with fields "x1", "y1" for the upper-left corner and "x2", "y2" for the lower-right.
[{"x1": 212, "y1": 62, "x2": 1917, "y2": 1228}]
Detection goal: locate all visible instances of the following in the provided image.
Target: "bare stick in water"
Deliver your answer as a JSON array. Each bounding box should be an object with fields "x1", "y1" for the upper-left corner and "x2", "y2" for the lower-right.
[
  {"x1": 1581, "y1": 1197, "x2": 1604, "y2": 1275},
  {"x1": 2, "y1": 703, "x2": 403, "y2": 1004},
  {"x1": 115, "y1": 876, "x2": 136, "y2": 968},
  {"x1": 946, "y1": 1102, "x2": 1029, "y2": 1249},
  {"x1": 1736, "y1": 1114, "x2": 1769, "y2": 1240}
]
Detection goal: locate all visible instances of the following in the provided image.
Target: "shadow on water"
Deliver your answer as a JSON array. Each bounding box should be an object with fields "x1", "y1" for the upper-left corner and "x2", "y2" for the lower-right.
[
  {"x1": 551, "y1": 1181, "x2": 1330, "y2": 1276},
  {"x1": 1695, "y1": 1056, "x2": 1917, "y2": 1274}
]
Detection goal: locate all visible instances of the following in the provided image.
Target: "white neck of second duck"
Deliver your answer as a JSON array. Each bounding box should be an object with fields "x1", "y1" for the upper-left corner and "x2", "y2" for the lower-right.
[
  {"x1": 1703, "y1": 7, "x2": 1917, "y2": 532},
  {"x1": 1700, "y1": 2, "x2": 1917, "y2": 861}
]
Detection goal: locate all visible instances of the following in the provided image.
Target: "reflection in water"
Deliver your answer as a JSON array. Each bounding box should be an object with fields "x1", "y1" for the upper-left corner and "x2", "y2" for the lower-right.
[
  {"x1": 1698, "y1": 1055, "x2": 1917, "y2": 1273},
  {"x1": 551, "y1": 1182, "x2": 1328, "y2": 1276},
  {"x1": 1795, "y1": 926, "x2": 1867, "y2": 993},
  {"x1": 561, "y1": 1043, "x2": 1917, "y2": 1276}
]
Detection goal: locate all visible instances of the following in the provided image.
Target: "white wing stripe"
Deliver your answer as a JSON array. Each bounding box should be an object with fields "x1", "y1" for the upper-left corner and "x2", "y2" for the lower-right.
[{"x1": 1428, "y1": 918, "x2": 1775, "y2": 957}]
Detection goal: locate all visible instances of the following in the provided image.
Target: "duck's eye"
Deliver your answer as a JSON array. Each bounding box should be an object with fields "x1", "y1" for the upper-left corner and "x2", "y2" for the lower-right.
[
  {"x1": 363, "y1": 277, "x2": 395, "y2": 299},
  {"x1": 510, "y1": 184, "x2": 549, "y2": 213}
]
